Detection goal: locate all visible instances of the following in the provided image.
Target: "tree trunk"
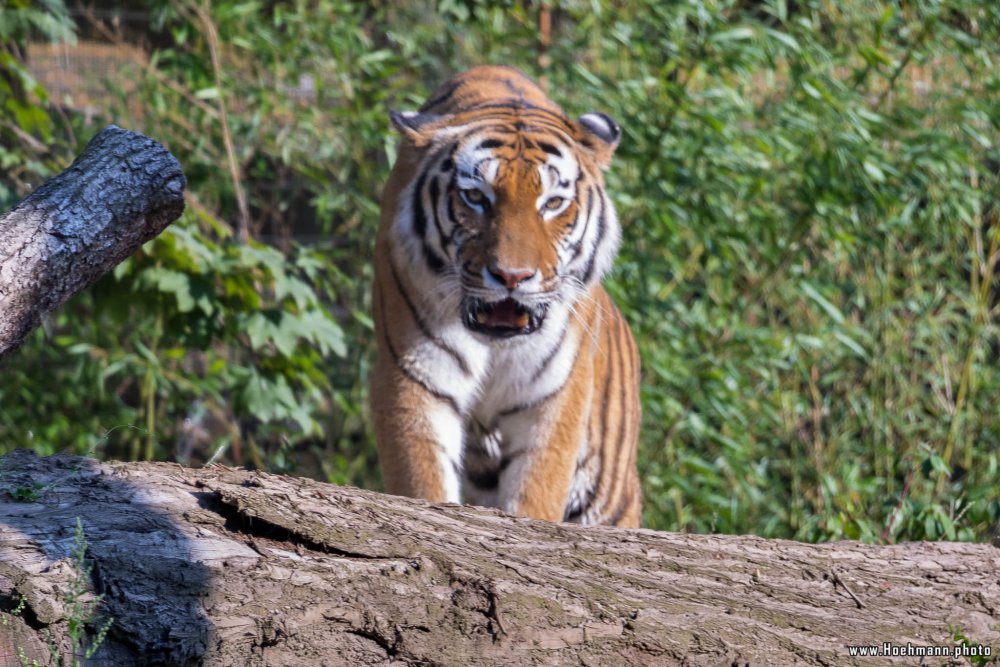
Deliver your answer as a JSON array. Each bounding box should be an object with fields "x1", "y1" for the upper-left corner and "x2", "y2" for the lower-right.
[
  {"x1": 0, "y1": 450, "x2": 996, "y2": 666},
  {"x1": 0, "y1": 125, "x2": 185, "y2": 360}
]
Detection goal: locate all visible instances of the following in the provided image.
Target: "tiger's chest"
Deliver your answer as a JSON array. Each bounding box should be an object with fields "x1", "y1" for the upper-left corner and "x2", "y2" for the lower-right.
[
  {"x1": 414, "y1": 297, "x2": 581, "y2": 420},
  {"x1": 448, "y1": 310, "x2": 589, "y2": 505}
]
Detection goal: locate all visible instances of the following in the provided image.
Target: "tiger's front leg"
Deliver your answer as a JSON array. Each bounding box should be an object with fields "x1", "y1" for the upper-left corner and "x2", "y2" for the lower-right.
[
  {"x1": 490, "y1": 352, "x2": 595, "y2": 522},
  {"x1": 371, "y1": 355, "x2": 465, "y2": 503},
  {"x1": 370, "y1": 274, "x2": 471, "y2": 504}
]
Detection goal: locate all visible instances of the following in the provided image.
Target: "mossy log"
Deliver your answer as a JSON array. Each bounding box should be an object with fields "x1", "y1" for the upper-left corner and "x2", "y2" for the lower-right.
[{"x1": 0, "y1": 449, "x2": 997, "y2": 666}]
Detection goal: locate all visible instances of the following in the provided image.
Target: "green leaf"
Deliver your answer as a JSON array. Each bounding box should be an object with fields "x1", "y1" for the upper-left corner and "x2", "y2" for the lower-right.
[
  {"x1": 833, "y1": 330, "x2": 866, "y2": 358},
  {"x1": 711, "y1": 27, "x2": 755, "y2": 42},
  {"x1": 800, "y1": 282, "x2": 845, "y2": 325},
  {"x1": 862, "y1": 160, "x2": 886, "y2": 183},
  {"x1": 765, "y1": 28, "x2": 800, "y2": 52},
  {"x1": 195, "y1": 87, "x2": 220, "y2": 100}
]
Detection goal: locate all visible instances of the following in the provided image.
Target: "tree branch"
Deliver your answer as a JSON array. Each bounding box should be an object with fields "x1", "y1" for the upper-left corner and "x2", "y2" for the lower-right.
[{"x1": 0, "y1": 125, "x2": 185, "y2": 360}]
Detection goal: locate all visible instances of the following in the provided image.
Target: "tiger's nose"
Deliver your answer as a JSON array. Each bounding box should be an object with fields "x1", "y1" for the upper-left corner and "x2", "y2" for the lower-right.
[{"x1": 487, "y1": 264, "x2": 536, "y2": 290}]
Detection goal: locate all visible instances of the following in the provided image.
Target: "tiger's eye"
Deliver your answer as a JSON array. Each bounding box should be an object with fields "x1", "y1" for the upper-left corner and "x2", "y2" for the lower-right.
[
  {"x1": 544, "y1": 197, "x2": 565, "y2": 211},
  {"x1": 461, "y1": 188, "x2": 487, "y2": 208}
]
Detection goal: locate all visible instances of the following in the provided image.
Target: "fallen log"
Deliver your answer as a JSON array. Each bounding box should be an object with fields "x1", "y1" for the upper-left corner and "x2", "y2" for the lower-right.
[{"x1": 0, "y1": 449, "x2": 996, "y2": 666}]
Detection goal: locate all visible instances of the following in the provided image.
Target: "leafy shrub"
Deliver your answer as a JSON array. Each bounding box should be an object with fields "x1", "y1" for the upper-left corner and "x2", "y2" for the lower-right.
[{"x1": 0, "y1": 0, "x2": 75, "y2": 207}]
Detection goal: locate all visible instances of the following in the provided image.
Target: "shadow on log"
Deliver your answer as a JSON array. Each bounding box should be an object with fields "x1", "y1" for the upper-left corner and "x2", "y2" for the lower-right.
[{"x1": 0, "y1": 450, "x2": 998, "y2": 666}]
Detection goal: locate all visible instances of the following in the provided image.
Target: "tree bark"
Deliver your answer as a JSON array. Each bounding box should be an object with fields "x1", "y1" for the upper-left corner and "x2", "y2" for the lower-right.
[
  {"x1": 0, "y1": 125, "x2": 185, "y2": 360},
  {"x1": 0, "y1": 450, "x2": 996, "y2": 666}
]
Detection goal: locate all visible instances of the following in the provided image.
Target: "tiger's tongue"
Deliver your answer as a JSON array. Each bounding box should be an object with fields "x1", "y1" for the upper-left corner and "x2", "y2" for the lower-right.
[{"x1": 484, "y1": 299, "x2": 528, "y2": 328}]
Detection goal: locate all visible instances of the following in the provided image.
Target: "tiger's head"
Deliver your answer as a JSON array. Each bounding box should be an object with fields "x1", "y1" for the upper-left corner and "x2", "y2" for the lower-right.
[{"x1": 388, "y1": 71, "x2": 621, "y2": 339}]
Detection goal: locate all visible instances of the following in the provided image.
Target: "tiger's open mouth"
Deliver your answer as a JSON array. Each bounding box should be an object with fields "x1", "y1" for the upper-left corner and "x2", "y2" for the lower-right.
[{"x1": 462, "y1": 297, "x2": 547, "y2": 337}]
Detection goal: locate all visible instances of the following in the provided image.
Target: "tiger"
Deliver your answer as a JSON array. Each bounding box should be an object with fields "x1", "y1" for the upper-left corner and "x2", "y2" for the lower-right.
[{"x1": 371, "y1": 65, "x2": 642, "y2": 527}]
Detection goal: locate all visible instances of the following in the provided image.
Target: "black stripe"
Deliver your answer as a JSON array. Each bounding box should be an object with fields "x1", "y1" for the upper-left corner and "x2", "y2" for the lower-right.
[
  {"x1": 378, "y1": 286, "x2": 461, "y2": 414},
  {"x1": 501, "y1": 76, "x2": 526, "y2": 97},
  {"x1": 468, "y1": 105, "x2": 575, "y2": 127},
  {"x1": 566, "y1": 187, "x2": 594, "y2": 260},
  {"x1": 478, "y1": 138, "x2": 505, "y2": 150},
  {"x1": 516, "y1": 122, "x2": 567, "y2": 136},
  {"x1": 430, "y1": 116, "x2": 574, "y2": 167},
  {"x1": 605, "y1": 436, "x2": 641, "y2": 526},
  {"x1": 444, "y1": 170, "x2": 465, "y2": 245},
  {"x1": 498, "y1": 452, "x2": 520, "y2": 472},
  {"x1": 579, "y1": 194, "x2": 606, "y2": 284},
  {"x1": 605, "y1": 485, "x2": 634, "y2": 526},
  {"x1": 446, "y1": 186, "x2": 458, "y2": 234},
  {"x1": 602, "y1": 310, "x2": 631, "y2": 521},
  {"x1": 510, "y1": 109, "x2": 579, "y2": 129},
  {"x1": 589, "y1": 305, "x2": 616, "y2": 514},
  {"x1": 496, "y1": 388, "x2": 561, "y2": 419},
  {"x1": 466, "y1": 100, "x2": 555, "y2": 115},
  {"x1": 412, "y1": 171, "x2": 447, "y2": 273},
  {"x1": 412, "y1": 171, "x2": 428, "y2": 237},
  {"x1": 460, "y1": 105, "x2": 578, "y2": 135},
  {"x1": 497, "y1": 336, "x2": 584, "y2": 418},
  {"x1": 388, "y1": 259, "x2": 471, "y2": 375},
  {"x1": 420, "y1": 80, "x2": 461, "y2": 112},
  {"x1": 427, "y1": 176, "x2": 451, "y2": 257},
  {"x1": 432, "y1": 141, "x2": 458, "y2": 172},
  {"x1": 429, "y1": 141, "x2": 460, "y2": 245},
  {"x1": 530, "y1": 319, "x2": 570, "y2": 384},
  {"x1": 538, "y1": 141, "x2": 562, "y2": 156},
  {"x1": 614, "y1": 319, "x2": 641, "y2": 526}
]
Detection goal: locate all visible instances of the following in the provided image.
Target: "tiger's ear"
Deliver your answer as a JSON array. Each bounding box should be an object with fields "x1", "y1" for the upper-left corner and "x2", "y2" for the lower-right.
[
  {"x1": 576, "y1": 112, "x2": 621, "y2": 169},
  {"x1": 390, "y1": 110, "x2": 441, "y2": 147}
]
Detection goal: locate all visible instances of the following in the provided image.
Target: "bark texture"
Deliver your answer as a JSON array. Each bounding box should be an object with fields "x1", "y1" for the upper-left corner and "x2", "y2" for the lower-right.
[
  {"x1": 0, "y1": 450, "x2": 997, "y2": 667},
  {"x1": 0, "y1": 125, "x2": 185, "y2": 360}
]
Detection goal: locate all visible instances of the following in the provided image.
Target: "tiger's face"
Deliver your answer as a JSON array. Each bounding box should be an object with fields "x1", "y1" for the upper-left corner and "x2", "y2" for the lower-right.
[{"x1": 390, "y1": 107, "x2": 621, "y2": 340}]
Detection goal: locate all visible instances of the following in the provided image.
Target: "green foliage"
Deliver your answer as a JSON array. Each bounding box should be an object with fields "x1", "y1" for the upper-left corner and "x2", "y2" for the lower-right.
[
  {"x1": 1, "y1": 520, "x2": 116, "y2": 666},
  {"x1": 589, "y1": 0, "x2": 1000, "y2": 541},
  {"x1": 949, "y1": 623, "x2": 998, "y2": 667},
  {"x1": 2, "y1": 219, "x2": 347, "y2": 467},
  {"x1": 2, "y1": 594, "x2": 27, "y2": 625},
  {"x1": 0, "y1": 0, "x2": 75, "y2": 208},
  {"x1": 10, "y1": 482, "x2": 45, "y2": 502},
  {"x1": 59, "y1": 517, "x2": 114, "y2": 666},
  {"x1": 0, "y1": 596, "x2": 44, "y2": 667},
  {"x1": 1, "y1": 0, "x2": 998, "y2": 542}
]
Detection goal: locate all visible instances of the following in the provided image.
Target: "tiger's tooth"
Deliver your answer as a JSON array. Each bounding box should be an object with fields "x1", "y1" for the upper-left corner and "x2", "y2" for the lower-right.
[{"x1": 477, "y1": 311, "x2": 488, "y2": 324}]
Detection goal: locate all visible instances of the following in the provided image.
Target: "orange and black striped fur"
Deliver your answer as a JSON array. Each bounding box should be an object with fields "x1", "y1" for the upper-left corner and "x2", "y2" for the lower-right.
[{"x1": 372, "y1": 66, "x2": 642, "y2": 527}]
